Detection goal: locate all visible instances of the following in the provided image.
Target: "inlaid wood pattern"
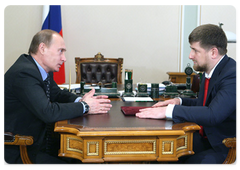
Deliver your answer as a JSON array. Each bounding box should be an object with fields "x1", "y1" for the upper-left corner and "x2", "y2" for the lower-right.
[
  {"x1": 162, "y1": 141, "x2": 173, "y2": 154},
  {"x1": 67, "y1": 137, "x2": 83, "y2": 153},
  {"x1": 176, "y1": 135, "x2": 187, "y2": 151},
  {"x1": 105, "y1": 140, "x2": 156, "y2": 155}
]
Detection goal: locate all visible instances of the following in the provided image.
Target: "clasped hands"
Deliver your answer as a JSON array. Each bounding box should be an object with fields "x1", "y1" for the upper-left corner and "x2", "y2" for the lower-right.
[
  {"x1": 80, "y1": 88, "x2": 112, "y2": 114},
  {"x1": 135, "y1": 98, "x2": 180, "y2": 119}
]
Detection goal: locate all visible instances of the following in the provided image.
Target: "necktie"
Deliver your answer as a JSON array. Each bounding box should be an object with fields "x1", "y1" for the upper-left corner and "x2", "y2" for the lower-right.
[
  {"x1": 203, "y1": 78, "x2": 210, "y2": 106},
  {"x1": 199, "y1": 78, "x2": 210, "y2": 137},
  {"x1": 44, "y1": 74, "x2": 55, "y2": 155},
  {"x1": 44, "y1": 74, "x2": 50, "y2": 100}
]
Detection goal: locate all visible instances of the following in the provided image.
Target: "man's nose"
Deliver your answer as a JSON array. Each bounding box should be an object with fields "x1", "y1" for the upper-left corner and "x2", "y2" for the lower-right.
[
  {"x1": 189, "y1": 50, "x2": 194, "y2": 59},
  {"x1": 61, "y1": 54, "x2": 67, "y2": 62}
]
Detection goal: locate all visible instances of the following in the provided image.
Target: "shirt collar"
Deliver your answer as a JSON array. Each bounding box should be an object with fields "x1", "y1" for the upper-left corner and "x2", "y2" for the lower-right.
[
  {"x1": 31, "y1": 56, "x2": 48, "y2": 81},
  {"x1": 205, "y1": 55, "x2": 225, "y2": 79}
]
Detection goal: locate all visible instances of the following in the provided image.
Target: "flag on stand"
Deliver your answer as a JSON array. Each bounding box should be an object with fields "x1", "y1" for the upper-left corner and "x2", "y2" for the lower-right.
[{"x1": 42, "y1": 5, "x2": 65, "y2": 84}]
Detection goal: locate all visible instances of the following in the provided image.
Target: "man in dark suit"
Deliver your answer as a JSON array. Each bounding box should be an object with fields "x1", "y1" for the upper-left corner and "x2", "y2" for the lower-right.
[
  {"x1": 136, "y1": 24, "x2": 236, "y2": 163},
  {"x1": 5, "y1": 29, "x2": 112, "y2": 163}
]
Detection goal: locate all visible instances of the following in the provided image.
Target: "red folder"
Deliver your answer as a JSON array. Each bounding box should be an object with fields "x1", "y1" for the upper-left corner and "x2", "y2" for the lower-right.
[{"x1": 121, "y1": 106, "x2": 151, "y2": 116}]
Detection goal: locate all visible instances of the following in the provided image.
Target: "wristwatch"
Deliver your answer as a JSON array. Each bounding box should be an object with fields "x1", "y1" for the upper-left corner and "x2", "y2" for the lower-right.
[{"x1": 82, "y1": 101, "x2": 89, "y2": 114}]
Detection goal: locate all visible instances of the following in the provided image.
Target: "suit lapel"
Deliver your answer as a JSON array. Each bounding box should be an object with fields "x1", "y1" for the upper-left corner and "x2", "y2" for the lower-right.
[
  {"x1": 25, "y1": 54, "x2": 46, "y2": 88},
  {"x1": 205, "y1": 55, "x2": 229, "y2": 106},
  {"x1": 198, "y1": 73, "x2": 205, "y2": 106}
]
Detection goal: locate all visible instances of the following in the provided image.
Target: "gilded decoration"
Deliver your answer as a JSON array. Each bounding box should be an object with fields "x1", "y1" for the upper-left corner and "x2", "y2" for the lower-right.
[
  {"x1": 67, "y1": 137, "x2": 83, "y2": 154},
  {"x1": 162, "y1": 141, "x2": 174, "y2": 155},
  {"x1": 87, "y1": 141, "x2": 99, "y2": 156},
  {"x1": 176, "y1": 135, "x2": 187, "y2": 151},
  {"x1": 104, "y1": 140, "x2": 156, "y2": 155}
]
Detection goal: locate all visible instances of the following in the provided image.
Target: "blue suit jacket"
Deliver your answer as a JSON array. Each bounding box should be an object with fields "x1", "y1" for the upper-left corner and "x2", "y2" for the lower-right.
[{"x1": 173, "y1": 55, "x2": 236, "y2": 154}]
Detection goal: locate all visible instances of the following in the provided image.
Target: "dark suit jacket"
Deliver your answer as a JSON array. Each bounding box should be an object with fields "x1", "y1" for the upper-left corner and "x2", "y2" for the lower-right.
[
  {"x1": 173, "y1": 55, "x2": 236, "y2": 154},
  {"x1": 5, "y1": 54, "x2": 84, "y2": 163}
]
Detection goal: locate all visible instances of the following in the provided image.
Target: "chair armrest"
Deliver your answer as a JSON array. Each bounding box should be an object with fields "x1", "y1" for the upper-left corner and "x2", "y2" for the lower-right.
[
  {"x1": 4, "y1": 132, "x2": 33, "y2": 146},
  {"x1": 222, "y1": 137, "x2": 236, "y2": 148},
  {"x1": 4, "y1": 132, "x2": 34, "y2": 164},
  {"x1": 222, "y1": 137, "x2": 236, "y2": 164}
]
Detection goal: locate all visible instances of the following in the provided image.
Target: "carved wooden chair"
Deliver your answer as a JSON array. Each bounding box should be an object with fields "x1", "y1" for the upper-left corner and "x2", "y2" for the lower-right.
[
  {"x1": 75, "y1": 52, "x2": 123, "y2": 84},
  {"x1": 4, "y1": 132, "x2": 34, "y2": 164},
  {"x1": 222, "y1": 137, "x2": 236, "y2": 164}
]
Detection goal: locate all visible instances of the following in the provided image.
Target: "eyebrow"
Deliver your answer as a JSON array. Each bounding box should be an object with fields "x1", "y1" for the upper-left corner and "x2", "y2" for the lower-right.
[
  {"x1": 59, "y1": 48, "x2": 67, "y2": 52},
  {"x1": 190, "y1": 46, "x2": 198, "y2": 51}
]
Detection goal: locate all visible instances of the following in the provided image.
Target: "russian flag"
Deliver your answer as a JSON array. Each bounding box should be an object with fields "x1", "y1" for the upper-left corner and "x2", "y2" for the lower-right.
[{"x1": 42, "y1": 5, "x2": 65, "y2": 84}]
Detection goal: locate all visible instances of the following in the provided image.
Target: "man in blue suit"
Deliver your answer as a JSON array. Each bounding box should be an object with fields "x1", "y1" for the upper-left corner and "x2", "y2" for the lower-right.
[{"x1": 136, "y1": 24, "x2": 236, "y2": 163}]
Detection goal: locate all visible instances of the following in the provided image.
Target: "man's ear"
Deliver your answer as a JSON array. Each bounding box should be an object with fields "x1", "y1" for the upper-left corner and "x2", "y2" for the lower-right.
[
  {"x1": 38, "y1": 43, "x2": 46, "y2": 55},
  {"x1": 210, "y1": 47, "x2": 219, "y2": 59}
]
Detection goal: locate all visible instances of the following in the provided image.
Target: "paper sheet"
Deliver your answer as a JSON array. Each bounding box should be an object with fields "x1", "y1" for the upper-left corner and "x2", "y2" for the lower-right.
[{"x1": 123, "y1": 97, "x2": 153, "y2": 102}]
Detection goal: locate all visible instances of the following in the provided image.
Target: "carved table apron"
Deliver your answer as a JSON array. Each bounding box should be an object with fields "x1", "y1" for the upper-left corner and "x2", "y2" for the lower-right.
[{"x1": 54, "y1": 101, "x2": 200, "y2": 163}]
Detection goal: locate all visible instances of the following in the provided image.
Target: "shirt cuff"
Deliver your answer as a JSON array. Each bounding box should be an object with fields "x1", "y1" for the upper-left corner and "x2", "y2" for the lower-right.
[
  {"x1": 74, "y1": 97, "x2": 86, "y2": 113},
  {"x1": 177, "y1": 97, "x2": 182, "y2": 105},
  {"x1": 82, "y1": 102, "x2": 86, "y2": 113},
  {"x1": 74, "y1": 97, "x2": 82, "y2": 103},
  {"x1": 165, "y1": 97, "x2": 182, "y2": 119},
  {"x1": 165, "y1": 104, "x2": 175, "y2": 119}
]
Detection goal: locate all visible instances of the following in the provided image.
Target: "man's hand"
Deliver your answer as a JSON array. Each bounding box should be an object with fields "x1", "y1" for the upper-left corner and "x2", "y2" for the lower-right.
[
  {"x1": 135, "y1": 107, "x2": 167, "y2": 119},
  {"x1": 135, "y1": 98, "x2": 180, "y2": 119},
  {"x1": 152, "y1": 98, "x2": 180, "y2": 107},
  {"x1": 81, "y1": 88, "x2": 112, "y2": 114}
]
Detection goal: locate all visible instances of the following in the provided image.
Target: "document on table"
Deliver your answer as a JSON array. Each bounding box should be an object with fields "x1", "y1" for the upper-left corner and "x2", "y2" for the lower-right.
[
  {"x1": 122, "y1": 97, "x2": 153, "y2": 102},
  {"x1": 58, "y1": 84, "x2": 80, "y2": 90}
]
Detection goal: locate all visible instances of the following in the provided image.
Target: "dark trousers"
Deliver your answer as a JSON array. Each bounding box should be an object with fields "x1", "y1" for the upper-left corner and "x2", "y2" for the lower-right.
[{"x1": 178, "y1": 132, "x2": 227, "y2": 164}]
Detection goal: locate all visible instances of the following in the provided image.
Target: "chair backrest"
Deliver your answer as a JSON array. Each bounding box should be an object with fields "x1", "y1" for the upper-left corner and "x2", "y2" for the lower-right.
[{"x1": 75, "y1": 52, "x2": 123, "y2": 84}]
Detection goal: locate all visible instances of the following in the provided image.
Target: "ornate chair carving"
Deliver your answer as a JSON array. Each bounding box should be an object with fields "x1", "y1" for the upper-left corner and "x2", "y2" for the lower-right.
[
  {"x1": 222, "y1": 137, "x2": 236, "y2": 164},
  {"x1": 4, "y1": 132, "x2": 34, "y2": 164},
  {"x1": 75, "y1": 52, "x2": 123, "y2": 84}
]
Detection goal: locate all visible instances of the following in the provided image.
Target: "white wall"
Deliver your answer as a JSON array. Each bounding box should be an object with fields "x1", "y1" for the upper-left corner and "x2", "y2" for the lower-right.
[
  {"x1": 4, "y1": 5, "x2": 236, "y2": 84},
  {"x1": 61, "y1": 5, "x2": 181, "y2": 84},
  {"x1": 200, "y1": 5, "x2": 236, "y2": 60},
  {"x1": 4, "y1": 6, "x2": 42, "y2": 73}
]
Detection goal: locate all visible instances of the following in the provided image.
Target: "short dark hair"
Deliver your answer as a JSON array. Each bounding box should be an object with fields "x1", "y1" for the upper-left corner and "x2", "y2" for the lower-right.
[
  {"x1": 188, "y1": 24, "x2": 227, "y2": 55},
  {"x1": 28, "y1": 29, "x2": 60, "y2": 55}
]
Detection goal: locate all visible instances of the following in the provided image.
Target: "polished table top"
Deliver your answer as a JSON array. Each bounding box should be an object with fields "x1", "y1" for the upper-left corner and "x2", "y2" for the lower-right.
[
  {"x1": 69, "y1": 101, "x2": 172, "y2": 130},
  {"x1": 56, "y1": 101, "x2": 199, "y2": 135}
]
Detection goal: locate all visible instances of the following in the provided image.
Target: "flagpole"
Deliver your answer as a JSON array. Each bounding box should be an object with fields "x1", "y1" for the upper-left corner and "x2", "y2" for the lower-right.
[
  {"x1": 69, "y1": 69, "x2": 71, "y2": 92},
  {"x1": 42, "y1": 5, "x2": 49, "y2": 25}
]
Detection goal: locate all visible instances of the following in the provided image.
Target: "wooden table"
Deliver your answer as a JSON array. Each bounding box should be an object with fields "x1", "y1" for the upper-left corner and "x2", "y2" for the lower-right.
[{"x1": 54, "y1": 101, "x2": 200, "y2": 163}]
